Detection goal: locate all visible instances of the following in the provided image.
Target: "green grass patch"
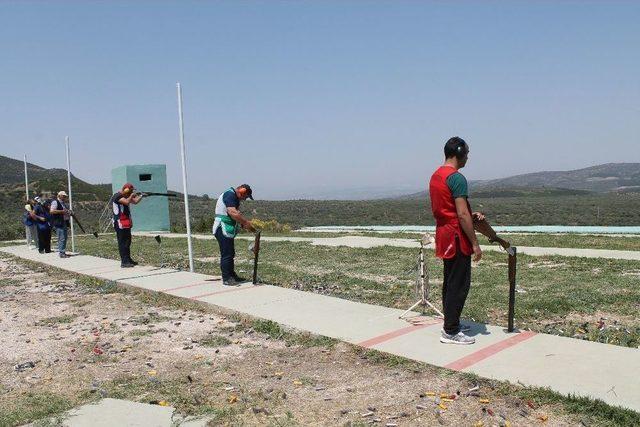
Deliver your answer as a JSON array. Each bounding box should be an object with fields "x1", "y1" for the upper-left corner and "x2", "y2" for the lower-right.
[
  {"x1": 0, "y1": 392, "x2": 73, "y2": 427},
  {"x1": 199, "y1": 334, "x2": 232, "y2": 347},
  {"x1": 35, "y1": 315, "x2": 76, "y2": 326}
]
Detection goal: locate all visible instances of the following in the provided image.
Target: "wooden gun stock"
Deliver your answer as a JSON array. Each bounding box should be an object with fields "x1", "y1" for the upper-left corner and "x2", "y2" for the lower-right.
[{"x1": 473, "y1": 217, "x2": 514, "y2": 255}]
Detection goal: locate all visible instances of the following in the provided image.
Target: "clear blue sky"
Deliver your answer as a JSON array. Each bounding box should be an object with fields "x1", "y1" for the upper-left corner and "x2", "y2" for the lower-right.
[{"x1": 1, "y1": 1, "x2": 638, "y2": 199}]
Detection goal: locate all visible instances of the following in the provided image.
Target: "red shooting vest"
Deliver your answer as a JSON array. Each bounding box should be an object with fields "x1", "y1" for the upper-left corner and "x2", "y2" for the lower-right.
[{"x1": 429, "y1": 165, "x2": 473, "y2": 259}]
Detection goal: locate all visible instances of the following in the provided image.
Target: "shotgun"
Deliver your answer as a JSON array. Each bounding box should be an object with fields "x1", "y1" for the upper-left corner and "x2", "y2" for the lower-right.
[
  {"x1": 473, "y1": 217, "x2": 515, "y2": 256},
  {"x1": 70, "y1": 213, "x2": 99, "y2": 238},
  {"x1": 473, "y1": 215, "x2": 518, "y2": 332},
  {"x1": 249, "y1": 231, "x2": 261, "y2": 284},
  {"x1": 137, "y1": 192, "x2": 177, "y2": 197}
]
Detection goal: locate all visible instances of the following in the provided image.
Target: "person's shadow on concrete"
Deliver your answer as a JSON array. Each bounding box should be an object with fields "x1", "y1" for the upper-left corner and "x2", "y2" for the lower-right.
[{"x1": 464, "y1": 321, "x2": 489, "y2": 337}]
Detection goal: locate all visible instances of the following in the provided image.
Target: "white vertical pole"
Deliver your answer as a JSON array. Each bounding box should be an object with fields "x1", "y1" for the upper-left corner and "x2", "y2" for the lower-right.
[
  {"x1": 66, "y1": 136, "x2": 76, "y2": 253},
  {"x1": 23, "y1": 154, "x2": 29, "y2": 201},
  {"x1": 176, "y1": 82, "x2": 195, "y2": 272},
  {"x1": 24, "y1": 154, "x2": 29, "y2": 246}
]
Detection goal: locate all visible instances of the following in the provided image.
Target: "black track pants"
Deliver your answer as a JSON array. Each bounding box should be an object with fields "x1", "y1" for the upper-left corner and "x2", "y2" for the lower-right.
[
  {"x1": 115, "y1": 225, "x2": 133, "y2": 264},
  {"x1": 442, "y1": 245, "x2": 472, "y2": 335}
]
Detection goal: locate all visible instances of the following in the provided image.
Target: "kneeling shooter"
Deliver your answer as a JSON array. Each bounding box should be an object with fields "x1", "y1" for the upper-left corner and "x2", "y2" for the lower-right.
[{"x1": 213, "y1": 185, "x2": 256, "y2": 286}]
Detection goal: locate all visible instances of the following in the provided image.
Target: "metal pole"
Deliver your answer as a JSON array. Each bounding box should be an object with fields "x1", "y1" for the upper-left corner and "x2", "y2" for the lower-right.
[
  {"x1": 66, "y1": 136, "x2": 75, "y2": 253},
  {"x1": 176, "y1": 82, "x2": 195, "y2": 272},
  {"x1": 23, "y1": 154, "x2": 29, "y2": 201},
  {"x1": 24, "y1": 154, "x2": 29, "y2": 246}
]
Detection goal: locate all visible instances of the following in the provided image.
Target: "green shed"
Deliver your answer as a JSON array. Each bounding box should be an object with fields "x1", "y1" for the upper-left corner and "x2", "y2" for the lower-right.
[{"x1": 111, "y1": 164, "x2": 170, "y2": 232}]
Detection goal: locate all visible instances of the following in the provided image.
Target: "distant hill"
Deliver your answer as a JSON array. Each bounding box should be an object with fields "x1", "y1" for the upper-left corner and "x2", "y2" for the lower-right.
[
  {"x1": 0, "y1": 155, "x2": 111, "y2": 201},
  {"x1": 473, "y1": 163, "x2": 640, "y2": 193},
  {"x1": 398, "y1": 163, "x2": 640, "y2": 199}
]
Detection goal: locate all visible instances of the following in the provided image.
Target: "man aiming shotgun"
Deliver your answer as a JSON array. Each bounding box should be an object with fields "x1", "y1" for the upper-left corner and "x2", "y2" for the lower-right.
[
  {"x1": 212, "y1": 184, "x2": 256, "y2": 286},
  {"x1": 429, "y1": 136, "x2": 484, "y2": 345}
]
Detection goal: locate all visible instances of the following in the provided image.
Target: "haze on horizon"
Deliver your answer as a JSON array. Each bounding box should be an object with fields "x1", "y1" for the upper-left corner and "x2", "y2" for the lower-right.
[{"x1": 1, "y1": 1, "x2": 638, "y2": 200}]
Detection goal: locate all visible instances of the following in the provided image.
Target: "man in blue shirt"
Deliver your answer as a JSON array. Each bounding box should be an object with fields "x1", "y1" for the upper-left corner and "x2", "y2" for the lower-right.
[{"x1": 213, "y1": 184, "x2": 256, "y2": 286}]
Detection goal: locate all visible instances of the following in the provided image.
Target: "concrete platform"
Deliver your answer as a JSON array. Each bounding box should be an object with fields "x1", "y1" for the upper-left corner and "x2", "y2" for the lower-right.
[
  {"x1": 38, "y1": 398, "x2": 207, "y2": 427},
  {"x1": 2, "y1": 244, "x2": 639, "y2": 413}
]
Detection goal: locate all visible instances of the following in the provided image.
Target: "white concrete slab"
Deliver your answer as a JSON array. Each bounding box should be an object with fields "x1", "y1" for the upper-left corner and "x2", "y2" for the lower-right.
[
  {"x1": 53, "y1": 398, "x2": 207, "y2": 427},
  {"x1": 121, "y1": 270, "x2": 215, "y2": 292},
  {"x1": 468, "y1": 333, "x2": 640, "y2": 412},
  {"x1": 94, "y1": 266, "x2": 178, "y2": 282},
  {"x1": 198, "y1": 285, "x2": 425, "y2": 343},
  {"x1": 163, "y1": 280, "x2": 226, "y2": 298},
  {"x1": 369, "y1": 321, "x2": 516, "y2": 367}
]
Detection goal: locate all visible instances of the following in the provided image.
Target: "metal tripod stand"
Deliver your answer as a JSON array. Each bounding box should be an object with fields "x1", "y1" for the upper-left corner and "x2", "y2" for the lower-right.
[{"x1": 399, "y1": 234, "x2": 444, "y2": 320}]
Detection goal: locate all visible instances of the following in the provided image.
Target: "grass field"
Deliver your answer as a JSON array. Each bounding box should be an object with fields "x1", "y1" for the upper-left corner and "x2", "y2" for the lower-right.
[
  {"x1": 281, "y1": 230, "x2": 640, "y2": 251},
  {"x1": 72, "y1": 234, "x2": 640, "y2": 349}
]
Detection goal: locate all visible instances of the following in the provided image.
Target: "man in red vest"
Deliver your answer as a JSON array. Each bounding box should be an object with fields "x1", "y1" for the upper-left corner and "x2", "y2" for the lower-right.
[{"x1": 429, "y1": 136, "x2": 484, "y2": 345}]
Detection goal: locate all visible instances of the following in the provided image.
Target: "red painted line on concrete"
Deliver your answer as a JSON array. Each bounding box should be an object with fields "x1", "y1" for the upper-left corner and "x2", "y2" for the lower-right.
[
  {"x1": 444, "y1": 331, "x2": 538, "y2": 371},
  {"x1": 190, "y1": 285, "x2": 257, "y2": 299},
  {"x1": 161, "y1": 280, "x2": 217, "y2": 293},
  {"x1": 357, "y1": 318, "x2": 443, "y2": 348}
]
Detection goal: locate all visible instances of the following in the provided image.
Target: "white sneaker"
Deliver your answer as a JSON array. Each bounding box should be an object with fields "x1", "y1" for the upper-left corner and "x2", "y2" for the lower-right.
[
  {"x1": 441, "y1": 324, "x2": 471, "y2": 334},
  {"x1": 440, "y1": 331, "x2": 475, "y2": 345}
]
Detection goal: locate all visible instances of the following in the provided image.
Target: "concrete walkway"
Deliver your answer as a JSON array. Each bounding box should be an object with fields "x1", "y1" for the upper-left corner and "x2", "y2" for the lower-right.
[
  {"x1": 3, "y1": 245, "x2": 639, "y2": 414},
  {"x1": 135, "y1": 232, "x2": 640, "y2": 261},
  {"x1": 35, "y1": 398, "x2": 208, "y2": 426}
]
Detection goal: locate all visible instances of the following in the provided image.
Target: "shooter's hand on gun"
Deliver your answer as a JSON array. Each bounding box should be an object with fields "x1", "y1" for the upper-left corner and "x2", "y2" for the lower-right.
[
  {"x1": 472, "y1": 242, "x2": 483, "y2": 262},
  {"x1": 243, "y1": 221, "x2": 257, "y2": 233},
  {"x1": 472, "y1": 212, "x2": 485, "y2": 222},
  {"x1": 472, "y1": 214, "x2": 515, "y2": 256}
]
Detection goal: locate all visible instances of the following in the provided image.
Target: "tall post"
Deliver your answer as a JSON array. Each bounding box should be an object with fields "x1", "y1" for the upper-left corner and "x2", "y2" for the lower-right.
[
  {"x1": 24, "y1": 154, "x2": 30, "y2": 246},
  {"x1": 23, "y1": 154, "x2": 29, "y2": 201},
  {"x1": 66, "y1": 136, "x2": 76, "y2": 253},
  {"x1": 176, "y1": 82, "x2": 195, "y2": 272},
  {"x1": 507, "y1": 248, "x2": 517, "y2": 332}
]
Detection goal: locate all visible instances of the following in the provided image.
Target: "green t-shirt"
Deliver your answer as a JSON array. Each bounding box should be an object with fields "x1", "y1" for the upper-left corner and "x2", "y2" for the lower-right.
[{"x1": 446, "y1": 172, "x2": 468, "y2": 198}]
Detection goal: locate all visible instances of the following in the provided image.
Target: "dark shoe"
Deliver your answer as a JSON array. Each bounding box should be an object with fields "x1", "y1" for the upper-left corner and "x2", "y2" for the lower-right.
[
  {"x1": 39, "y1": 251, "x2": 44, "y2": 254},
  {"x1": 222, "y1": 278, "x2": 239, "y2": 287},
  {"x1": 129, "y1": 260, "x2": 139, "y2": 266},
  {"x1": 59, "y1": 253, "x2": 68, "y2": 258},
  {"x1": 121, "y1": 263, "x2": 135, "y2": 268},
  {"x1": 232, "y1": 274, "x2": 248, "y2": 282}
]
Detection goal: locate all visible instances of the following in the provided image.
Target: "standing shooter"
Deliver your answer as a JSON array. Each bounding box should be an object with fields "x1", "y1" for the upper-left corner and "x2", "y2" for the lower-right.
[
  {"x1": 110, "y1": 183, "x2": 144, "y2": 268},
  {"x1": 213, "y1": 184, "x2": 256, "y2": 286},
  {"x1": 429, "y1": 136, "x2": 483, "y2": 345},
  {"x1": 50, "y1": 191, "x2": 72, "y2": 258}
]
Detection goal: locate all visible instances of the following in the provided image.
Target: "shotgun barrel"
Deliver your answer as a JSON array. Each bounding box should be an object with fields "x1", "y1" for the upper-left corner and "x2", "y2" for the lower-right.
[{"x1": 139, "y1": 192, "x2": 177, "y2": 197}]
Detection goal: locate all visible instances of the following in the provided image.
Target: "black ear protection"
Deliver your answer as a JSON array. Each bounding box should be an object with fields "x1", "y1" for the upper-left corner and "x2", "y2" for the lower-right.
[{"x1": 454, "y1": 140, "x2": 468, "y2": 159}]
